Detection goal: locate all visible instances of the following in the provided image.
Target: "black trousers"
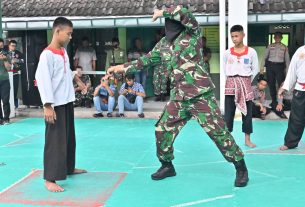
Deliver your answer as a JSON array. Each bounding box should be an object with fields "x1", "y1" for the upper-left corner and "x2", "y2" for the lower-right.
[
  {"x1": 266, "y1": 63, "x2": 286, "y2": 106},
  {"x1": 225, "y1": 95, "x2": 253, "y2": 134},
  {"x1": 44, "y1": 102, "x2": 76, "y2": 181},
  {"x1": 284, "y1": 90, "x2": 305, "y2": 149},
  {"x1": 13, "y1": 74, "x2": 19, "y2": 108},
  {"x1": 0, "y1": 79, "x2": 11, "y2": 120},
  {"x1": 252, "y1": 105, "x2": 271, "y2": 118}
]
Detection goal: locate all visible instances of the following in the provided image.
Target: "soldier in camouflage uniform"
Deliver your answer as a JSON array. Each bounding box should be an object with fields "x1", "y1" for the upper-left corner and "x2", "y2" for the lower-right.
[
  {"x1": 153, "y1": 40, "x2": 172, "y2": 101},
  {"x1": 107, "y1": 5, "x2": 249, "y2": 187},
  {"x1": 73, "y1": 66, "x2": 93, "y2": 107}
]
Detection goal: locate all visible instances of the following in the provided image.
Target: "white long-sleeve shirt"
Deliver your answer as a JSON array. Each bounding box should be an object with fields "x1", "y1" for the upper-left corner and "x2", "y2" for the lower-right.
[
  {"x1": 224, "y1": 46, "x2": 259, "y2": 80},
  {"x1": 35, "y1": 47, "x2": 75, "y2": 107},
  {"x1": 282, "y1": 46, "x2": 305, "y2": 91}
]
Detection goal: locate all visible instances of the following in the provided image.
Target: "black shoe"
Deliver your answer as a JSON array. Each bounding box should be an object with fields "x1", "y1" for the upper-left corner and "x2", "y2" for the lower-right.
[
  {"x1": 233, "y1": 159, "x2": 249, "y2": 187},
  {"x1": 107, "y1": 113, "x2": 113, "y2": 117},
  {"x1": 275, "y1": 111, "x2": 287, "y2": 119},
  {"x1": 151, "y1": 162, "x2": 176, "y2": 180},
  {"x1": 138, "y1": 113, "x2": 145, "y2": 118},
  {"x1": 93, "y1": 113, "x2": 104, "y2": 118},
  {"x1": 0, "y1": 119, "x2": 3, "y2": 125},
  {"x1": 119, "y1": 113, "x2": 125, "y2": 118},
  {"x1": 155, "y1": 95, "x2": 161, "y2": 101}
]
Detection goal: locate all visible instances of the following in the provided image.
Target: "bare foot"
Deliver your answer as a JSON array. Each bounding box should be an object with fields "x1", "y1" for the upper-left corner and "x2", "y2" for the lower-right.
[
  {"x1": 72, "y1": 168, "x2": 87, "y2": 174},
  {"x1": 245, "y1": 141, "x2": 256, "y2": 148},
  {"x1": 279, "y1": 145, "x2": 289, "y2": 151},
  {"x1": 45, "y1": 180, "x2": 64, "y2": 192}
]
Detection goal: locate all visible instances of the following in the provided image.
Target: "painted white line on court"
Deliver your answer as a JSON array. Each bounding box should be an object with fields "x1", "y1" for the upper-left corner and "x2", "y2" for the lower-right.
[
  {"x1": 0, "y1": 169, "x2": 38, "y2": 195},
  {"x1": 133, "y1": 160, "x2": 226, "y2": 169},
  {"x1": 170, "y1": 194, "x2": 234, "y2": 207},
  {"x1": 249, "y1": 169, "x2": 279, "y2": 178},
  {"x1": 246, "y1": 152, "x2": 305, "y2": 156}
]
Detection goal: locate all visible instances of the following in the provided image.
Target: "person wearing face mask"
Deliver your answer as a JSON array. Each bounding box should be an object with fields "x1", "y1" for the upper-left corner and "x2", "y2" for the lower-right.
[{"x1": 108, "y1": 4, "x2": 249, "y2": 187}]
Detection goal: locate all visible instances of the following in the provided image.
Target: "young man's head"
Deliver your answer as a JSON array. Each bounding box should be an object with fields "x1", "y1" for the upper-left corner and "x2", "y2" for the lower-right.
[
  {"x1": 112, "y1": 37, "x2": 120, "y2": 49},
  {"x1": 81, "y1": 37, "x2": 89, "y2": 48},
  {"x1": 125, "y1": 73, "x2": 135, "y2": 87},
  {"x1": 257, "y1": 74, "x2": 268, "y2": 91},
  {"x1": 52, "y1": 17, "x2": 73, "y2": 47},
  {"x1": 274, "y1": 32, "x2": 283, "y2": 43},
  {"x1": 230, "y1": 25, "x2": 245, "y2": 46},
  {"x1": 0, "y1": 38, "x2": 4, "y2": 49},
  {"x1": 8, "y1": 40, "x2": 17, "y2": 52},
  {"x1": 75, "y1": 66, "x2": 83, "y2": 77}
]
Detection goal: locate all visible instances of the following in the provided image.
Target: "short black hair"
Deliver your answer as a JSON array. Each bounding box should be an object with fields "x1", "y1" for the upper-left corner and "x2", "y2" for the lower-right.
[
  {"x1": 0, "y1": 38, "x2": 4, "y2": 43},
  {"x1": 9, "y1": 40, "x2": 17, "y2": 45},
  {"x1": 257, "y1": 74, "x2": 268, "y2": 83},
  {"x1": 52, "y1": 17, "x2": 73, "y2": 30},
  {"x1": 112, "y1": 37, "x2": 119, "y2": 43},
  {"x1": 125, "y1": 73, "x2": 135, "y2": 80},
  {"x1": 230, "y1": 25, "x2": 244, "y2": 33},
  {"x1": 274, "y1": 32, "x2": 283, "y2": 38}
]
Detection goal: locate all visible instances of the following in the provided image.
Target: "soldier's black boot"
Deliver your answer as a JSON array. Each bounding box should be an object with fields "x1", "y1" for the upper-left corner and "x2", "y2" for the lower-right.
[
  {"x1": 233, "y1": 159, "x2": 249, "y2": 187},
  {"x1": 151, "y1": 161, "x2": 176, "y2": 180}
]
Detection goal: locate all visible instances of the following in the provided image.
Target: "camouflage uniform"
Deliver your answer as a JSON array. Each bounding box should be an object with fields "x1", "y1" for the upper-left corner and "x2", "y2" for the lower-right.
[
  {"x1": 153, "y1": 40, "x2": 172, "y2": 96},
  {"x1": 73, "y1": 74, "x2": 93, "y2": 106},
  {"x1": 124, "y1": 6, "x2": 244, "y2": 163}
]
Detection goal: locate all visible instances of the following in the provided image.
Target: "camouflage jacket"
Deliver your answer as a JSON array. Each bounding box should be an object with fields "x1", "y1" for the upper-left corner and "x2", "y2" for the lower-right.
[
  {"x1": 124, "y1": 5, "x2": 214, "y2": 101},
  {"x1": 153, "y1": 39, "x2": 172, "y2": 73}
]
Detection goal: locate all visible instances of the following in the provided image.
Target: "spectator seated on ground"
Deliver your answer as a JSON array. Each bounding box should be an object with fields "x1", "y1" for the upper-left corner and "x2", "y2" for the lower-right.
[
  {"x1": 118, "y1": 73, "x2": 145, "y2": 118},
  {"x1": 93, "y1": 75, "x2": 116, "y2": 118},
  {"x1": 73, "y1": 66, "x2": 93, "y2": 108},
  {"x1": 252, "y1": 74, "x2": 271, "y2": 120}
]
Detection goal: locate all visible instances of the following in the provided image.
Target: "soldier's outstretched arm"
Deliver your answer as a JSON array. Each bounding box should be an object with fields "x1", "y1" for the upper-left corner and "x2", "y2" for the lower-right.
[{"x1": 122, "y1": 40, "x2": 163, "y2": 74}]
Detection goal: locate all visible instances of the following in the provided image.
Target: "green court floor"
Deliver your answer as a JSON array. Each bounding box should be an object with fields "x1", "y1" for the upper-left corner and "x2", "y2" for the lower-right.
[{"x1": 0, "y1": 118, "x2": 304, "y2": 207}]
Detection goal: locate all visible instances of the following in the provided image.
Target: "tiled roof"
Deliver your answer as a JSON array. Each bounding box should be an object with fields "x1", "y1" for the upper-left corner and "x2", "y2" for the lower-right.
[{"x1": 2, "y1": 0, "x2": 305, "y2": 17}]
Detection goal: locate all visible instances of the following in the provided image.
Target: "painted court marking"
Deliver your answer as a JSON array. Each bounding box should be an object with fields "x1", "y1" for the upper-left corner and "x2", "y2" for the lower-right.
[
  {"x1": 0, "y1": 169, "x2": 127, "y2": 207},
  {"x1": 1, "y1": 133, "x2": 41, "y2": 147},
  {"x1": 171, "y1": 194, "x2": 234, "y2": 207}
]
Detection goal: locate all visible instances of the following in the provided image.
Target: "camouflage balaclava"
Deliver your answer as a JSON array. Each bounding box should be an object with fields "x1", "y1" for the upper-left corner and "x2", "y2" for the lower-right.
[{"x1": 165, "y1": 18, "x2": 185, "y2": 43}]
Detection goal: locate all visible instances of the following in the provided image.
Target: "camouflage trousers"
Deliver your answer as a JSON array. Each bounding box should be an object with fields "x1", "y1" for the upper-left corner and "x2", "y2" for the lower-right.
[
  {"x1": 75, "y1": 87, "x2": 94, "y2": 106},
  {"x1": 153, "y1": 67, "x2": 169, "y2": 95},
  {"x1": 155, "y1": 90, "x2": 244, "y2": 163}
]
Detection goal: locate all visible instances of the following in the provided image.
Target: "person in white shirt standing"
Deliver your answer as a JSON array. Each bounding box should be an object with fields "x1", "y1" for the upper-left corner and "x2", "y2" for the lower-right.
[
  {"x1": 278, "y1": 46, "x2": 305, "y2": 151},
  {"x1": 224, "y1": 25, "x2": 259, "y2": 148},
  {"x1": 35, "y1": 17, "x2": 87, "y2": 193},
  {"x1": 74, "y1": 36, "x2": 97, "y2": 72}
]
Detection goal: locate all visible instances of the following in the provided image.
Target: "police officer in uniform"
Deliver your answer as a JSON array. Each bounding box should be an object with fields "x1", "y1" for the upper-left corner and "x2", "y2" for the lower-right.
[
  {"x1": 262, "y1": 32, "x2": 290, "y2": 112},
  {"x1": 105, "y1": 37, "x2": 127, "y2": 90}
]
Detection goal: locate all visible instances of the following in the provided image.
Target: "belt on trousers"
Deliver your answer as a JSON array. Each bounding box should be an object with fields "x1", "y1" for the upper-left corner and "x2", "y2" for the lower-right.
[{"x1": 269, "y1": 61, "x2": 284, "y2": 65}]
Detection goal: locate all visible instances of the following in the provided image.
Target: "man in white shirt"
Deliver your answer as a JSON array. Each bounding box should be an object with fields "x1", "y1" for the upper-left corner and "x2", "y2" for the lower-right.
[
  {"x1": 35, "y1": 17, "x2": 87, "y2": 193},
  {"x1": 224, "y1": 25, "x2": 259, "y2": 148},
  {"x1": 74, "y1": 37, "x2": 97, "y2": 72},
  {"x1": 278, "y1": 46, "x2": 305, "y2": 151}
]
